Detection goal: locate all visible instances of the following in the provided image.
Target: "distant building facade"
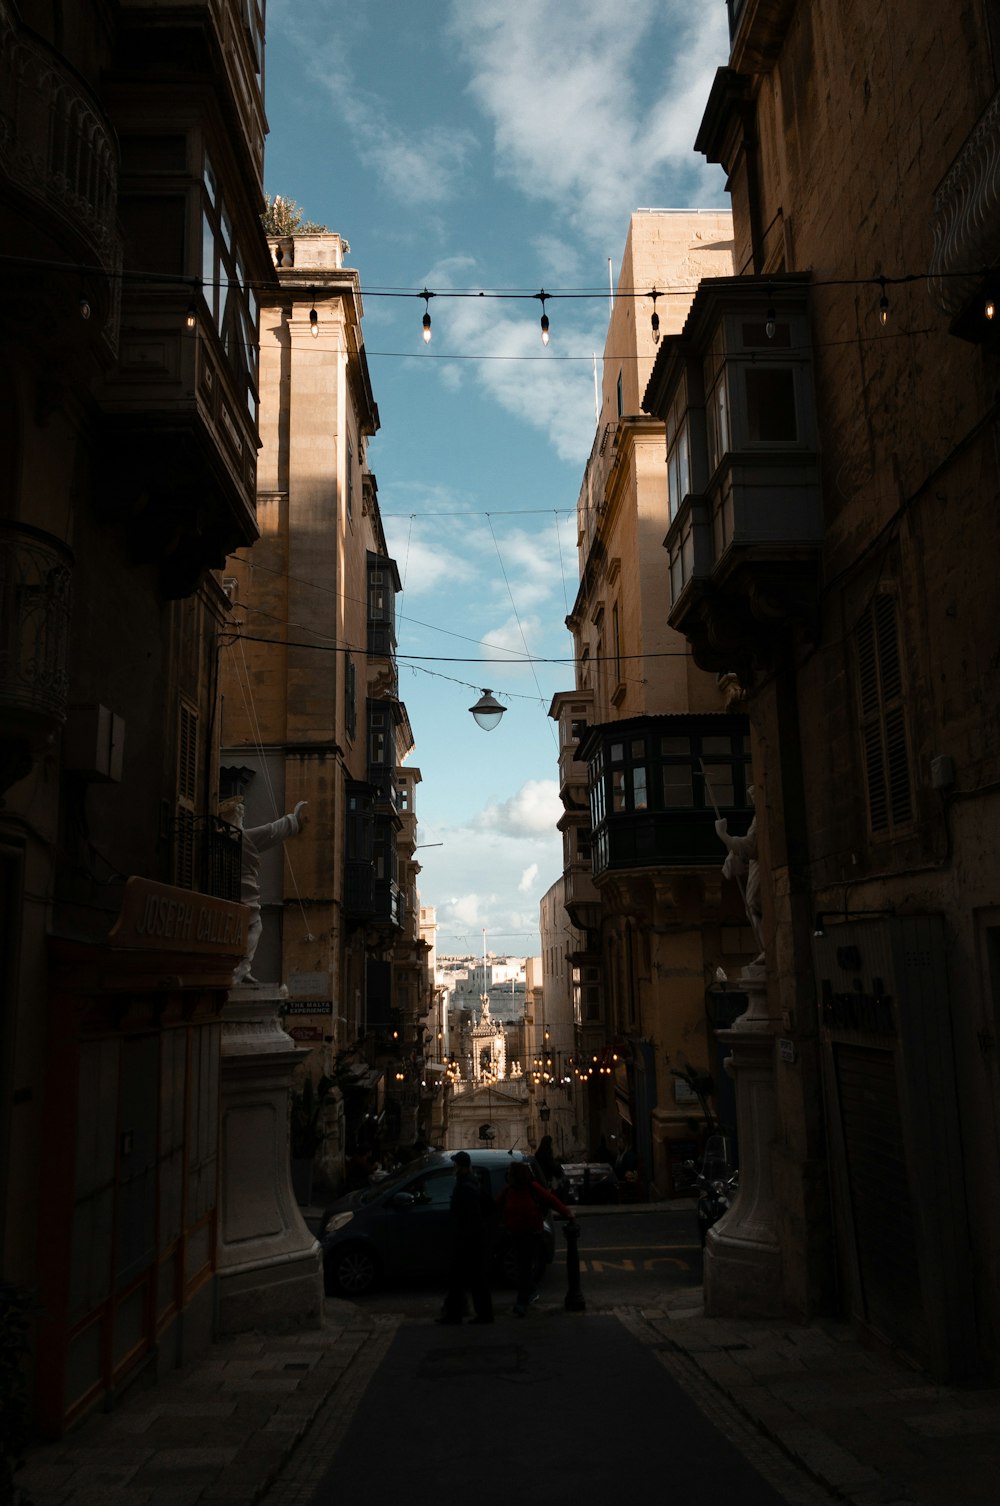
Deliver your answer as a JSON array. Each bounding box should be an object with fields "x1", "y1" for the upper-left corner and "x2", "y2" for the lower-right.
[{"x1": 551, "y1": 210, "x2": 747, "y2": 1197}]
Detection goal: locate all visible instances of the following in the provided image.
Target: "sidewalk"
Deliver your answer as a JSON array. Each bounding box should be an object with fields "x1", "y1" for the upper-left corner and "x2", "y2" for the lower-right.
[
  {"x1": 14, "y1": 1284, "x2": 1000, "y2": 1506},
  {"x1": 642, "y1": 1289, "x2": 1000, "y2": 1506}
]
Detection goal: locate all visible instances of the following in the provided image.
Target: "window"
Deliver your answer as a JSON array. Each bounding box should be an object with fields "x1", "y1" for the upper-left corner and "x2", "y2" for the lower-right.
[
  {"x1": 174, "y1": 701, "x2": 198, "y2": 887},
  {"x1": 346, "y1": 436, "x2": 354, "y2": 519},
  {"x1": 856, "y1": 593, "x2": 913, "y2": 835},
  {"x1": 666, "y1": 384, "x2": 692, "y2": 520},
  {"x1": 201, "y1": 152, "x2": 258, "y2": 422},
  {"x1": 345, "y1": 653, "x2": 356, "y2": 739},
  {"x1": 612, "y1": 602, "x2": 622, "y2": 686},
  {"x1": 745, "y1": 368, "x2": 797, "y2": 442},
  {"x1": 616, "y1": 369, "x2": 624, "y2": 418},
  {"x1": 706, "y1": 365, "x2": 730, "y2": 475}
]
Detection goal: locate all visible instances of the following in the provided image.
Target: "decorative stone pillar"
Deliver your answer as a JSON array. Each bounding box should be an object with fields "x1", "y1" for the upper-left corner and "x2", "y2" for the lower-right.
[
  {"x1": 216, "y1": 985, "x2": 324, "y2": 1334},
  {"x1": 703, "y1": 969, "x2": 783, "y2": 1317}
]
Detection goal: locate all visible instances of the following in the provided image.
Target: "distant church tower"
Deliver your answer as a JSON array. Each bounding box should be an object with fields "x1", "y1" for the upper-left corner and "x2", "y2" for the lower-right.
[{"x1": 471, "y1": 997, "x2": 506, "y2": 1083}]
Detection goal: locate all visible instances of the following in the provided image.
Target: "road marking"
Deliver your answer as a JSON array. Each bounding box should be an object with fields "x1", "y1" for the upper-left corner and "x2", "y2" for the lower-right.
[
  {"x1": 585, "y1": 1259, "x2": 636, "y2": 1273},
  {"x1": 642, "y1": 1257, "x2": 691, "y2": 1272}
]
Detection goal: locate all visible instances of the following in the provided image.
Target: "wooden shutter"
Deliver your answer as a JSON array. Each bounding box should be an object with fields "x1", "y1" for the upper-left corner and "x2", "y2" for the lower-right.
[
  {"x1": 174, "y1": 702, "x2": 198, "y2": 888},
  {"x1": 856, "y1": 593, "x2": 912, "y2": 836}
]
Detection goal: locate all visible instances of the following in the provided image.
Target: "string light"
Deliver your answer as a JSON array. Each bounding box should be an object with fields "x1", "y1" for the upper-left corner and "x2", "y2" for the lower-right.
[
  {"x1": 878, "y1": 276, "x2": 889, "y2": 327},
  {"x1": 765, "y1": 285, "x2": 776, "y2": 340},
  {"x1": 421, "y1": 288, "x2": 434, "y2": 344},
  {"x1": 79, "y1": 295, "x2": 91, "y2": 320},
  {"x1": 650, "y1": 288, "x2": 660, "y2": 344},
  {"x1": 309, "y1": 300, "x2": 319, "y2": 337},
  {"x1": 536, "y1": 289, "x2": 550, "y2": 345},
  {"x1": 986, "y1": 298, "x2": 996, "y2": 320}
]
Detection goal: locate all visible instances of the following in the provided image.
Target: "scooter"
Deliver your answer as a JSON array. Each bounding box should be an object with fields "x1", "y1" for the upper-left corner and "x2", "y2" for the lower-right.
[{"x1": 682, "y1": 1133, "x2": 739, "y2": 1246}]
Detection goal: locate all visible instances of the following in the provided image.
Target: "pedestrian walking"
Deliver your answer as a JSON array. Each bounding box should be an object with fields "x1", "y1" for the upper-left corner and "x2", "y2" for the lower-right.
[
  {"x1": 497, "y1": 1159, "x2": 574, "y2": 1315},
  {"x1": 534, "y1": 1133, "x2": 564, "y2": 1191},
  {"x1": 438, "y1": 1151, "x2": 495, "y2": 1325}
]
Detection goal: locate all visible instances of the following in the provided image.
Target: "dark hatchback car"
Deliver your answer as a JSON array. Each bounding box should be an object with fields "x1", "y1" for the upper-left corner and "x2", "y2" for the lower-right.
[{"x1": 320, "y1": 1148, "x2": 555, "y2": 1296}]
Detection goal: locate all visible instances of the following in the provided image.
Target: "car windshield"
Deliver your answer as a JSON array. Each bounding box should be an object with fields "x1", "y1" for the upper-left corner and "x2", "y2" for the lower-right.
[{"x1": 357, "y1": 1152, "x2": 443, "y2": 1204}]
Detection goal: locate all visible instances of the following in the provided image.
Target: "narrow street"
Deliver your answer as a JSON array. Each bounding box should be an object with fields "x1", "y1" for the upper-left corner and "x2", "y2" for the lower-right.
[{"x1": 343, "y1": 1204, "x2": 705, "y2": 1317}]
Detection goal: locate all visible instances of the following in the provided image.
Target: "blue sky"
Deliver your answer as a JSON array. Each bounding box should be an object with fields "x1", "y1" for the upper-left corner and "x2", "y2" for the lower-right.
[{"x1": 262, "y1": 1, "x2": 729, "y2": 954}]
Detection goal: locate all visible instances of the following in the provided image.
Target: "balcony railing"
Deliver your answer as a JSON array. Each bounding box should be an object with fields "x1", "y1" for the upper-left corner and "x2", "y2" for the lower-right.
[
  {"x1": 0, "y1": 520, "x2": 73, "y2": 750},
  {"x1": 0, "y1": 1, "x2": 121, "y2": 280},
  {"x1": 929, "y1": 89, "x2": 1000, "y2": 323}
]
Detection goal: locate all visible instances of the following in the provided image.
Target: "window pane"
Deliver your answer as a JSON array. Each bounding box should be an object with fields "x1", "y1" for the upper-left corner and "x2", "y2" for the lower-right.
[
  {"x1": 704, "y1": 768, "x2": 735, "y2": 805},
  {"x1": 746, "y1": 367, "x2": 797, "y2": 441},
  {"x1": 612, "y1": 771, "x2": 626, "y2": 812},
  {"x1": 632, "y1": 767, "x2": 647, "y2": 810},
  {"x1": 610, "y1": 742, "x2": 624, "y2": 762},
  {"x1": 701, "y1": 736, "x2": 732, "y2": 754},
  {"x1": 630, "y1": 739, "x2": 645, "y2": 759},
  {"x1": 660, "y1": 736, "x2": 690, "y2": 756},
  {"x1": 663, "y1": 768, "x2": 693, "y2": 807}
]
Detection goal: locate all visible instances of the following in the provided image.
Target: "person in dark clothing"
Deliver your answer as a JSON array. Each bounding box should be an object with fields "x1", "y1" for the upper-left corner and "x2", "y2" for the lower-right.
[
  {"x1": 439, "y1": 1151, "x2": 494, "y2": 1325},
  {"x1": 496, "y1": 1160, "x2": 574, "y2": 1315},
  {"x1": 534, "y1": 1134, "x2": 564, "y2": 1190}
]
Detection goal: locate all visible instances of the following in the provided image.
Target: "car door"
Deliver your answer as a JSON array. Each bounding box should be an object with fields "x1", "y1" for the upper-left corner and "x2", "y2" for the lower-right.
[{"x1": 383, "y1": 1166, "x2": 456, "y2": 1278}]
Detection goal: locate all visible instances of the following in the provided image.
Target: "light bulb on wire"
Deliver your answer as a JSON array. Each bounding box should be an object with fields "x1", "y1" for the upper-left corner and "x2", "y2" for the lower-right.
[
  {"x1": 309, "y1": 301, "x2": 319, "y2": 338},
  {"x1": 650, "y1": 288, "x2": 660, "y2": 344},
  {"x1": 877, "y1": 276, "x2": 889, "y2": 327},
  {"x1": 765, "y1": 285, "x2": 776, "y2": 340},
  {"x1": 421, "y1": 288, "x2": 434, "y2": 344},
  {"x1": 537, "y1": 289, "x2": 550, "y2": 345}
]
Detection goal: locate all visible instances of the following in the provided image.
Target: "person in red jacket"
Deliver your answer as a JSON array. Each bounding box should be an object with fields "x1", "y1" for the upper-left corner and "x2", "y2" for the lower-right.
[{"x1": 497, "y1": 1159, "x2": 575, "y2": 1314}]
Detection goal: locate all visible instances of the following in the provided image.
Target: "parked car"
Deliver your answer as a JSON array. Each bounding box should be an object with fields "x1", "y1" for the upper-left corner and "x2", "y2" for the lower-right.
[{"x1": 320, "y1": 1148, "x2": 555, "y2": 1297}]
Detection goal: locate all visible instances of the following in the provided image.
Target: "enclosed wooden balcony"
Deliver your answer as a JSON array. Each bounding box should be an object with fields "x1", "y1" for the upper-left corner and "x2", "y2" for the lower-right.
[{"x1": 645, "y1": 275, "x2": 822, "y2": 679}]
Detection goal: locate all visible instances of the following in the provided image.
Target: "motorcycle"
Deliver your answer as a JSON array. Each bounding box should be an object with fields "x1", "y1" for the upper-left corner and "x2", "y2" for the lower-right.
[{"x1": 682, "y1": 1133, "x2": 739, "y2": 1246}]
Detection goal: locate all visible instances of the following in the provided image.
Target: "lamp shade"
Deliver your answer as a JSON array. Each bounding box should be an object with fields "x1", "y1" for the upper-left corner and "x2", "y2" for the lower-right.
[{"x1": 469, "y1": 688, "x2": 505, "y2": 731}]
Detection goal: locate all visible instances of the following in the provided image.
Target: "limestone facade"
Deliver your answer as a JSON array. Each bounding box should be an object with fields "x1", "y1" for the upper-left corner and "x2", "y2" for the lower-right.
[
  {"x1": 643, "y1": 0, "x2": 1000, "y2": 1377},
  {"x1": 552, "y1": 211, "x2": 760, "y2": 1198},
  {"x1": 0, "y1": 0, "x2": 272, "y2": 1435}
]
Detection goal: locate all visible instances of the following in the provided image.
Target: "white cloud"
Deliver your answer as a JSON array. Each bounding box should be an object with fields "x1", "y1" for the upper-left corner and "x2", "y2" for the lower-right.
[
  {"x1": 480, "y1": 779, "x2": 562, "y2": 836},
  {"x1": 447, "y1": 1, "x2": 728, "y2": 246},
  {"x1": 519, "y1": 863, "x2": 539, "y2": 893},
  {"x1": 272, "y1": 5, "x2": 480, "y2": 208}
]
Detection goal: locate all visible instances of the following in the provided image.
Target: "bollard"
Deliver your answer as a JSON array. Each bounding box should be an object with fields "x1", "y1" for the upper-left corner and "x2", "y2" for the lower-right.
[{"x1": 563, "y1": 1218, "x2": 586, "y2": 1312}]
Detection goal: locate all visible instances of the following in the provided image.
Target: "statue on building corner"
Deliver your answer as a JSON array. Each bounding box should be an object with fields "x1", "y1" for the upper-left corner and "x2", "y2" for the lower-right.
[
  {"x1": 714, "y1": 784, "x2": 765, "y2": 973},
  {"x1": 219, "y1": 797, "x2": 308, "y2": 985}
]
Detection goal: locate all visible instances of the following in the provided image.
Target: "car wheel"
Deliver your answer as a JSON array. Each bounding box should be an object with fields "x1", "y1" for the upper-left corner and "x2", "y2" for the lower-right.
[{"x1": 326, "y1": 1243, "x2": 379, "y2": 1297}]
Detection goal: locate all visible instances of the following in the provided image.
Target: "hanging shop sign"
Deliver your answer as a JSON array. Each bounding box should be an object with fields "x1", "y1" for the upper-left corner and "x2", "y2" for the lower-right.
[{"x1": 108, "y1": 877, "x2": 246, "y2": 954}]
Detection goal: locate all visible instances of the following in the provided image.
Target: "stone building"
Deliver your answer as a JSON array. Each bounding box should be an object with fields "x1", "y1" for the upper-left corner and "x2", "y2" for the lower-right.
[
  {"x1": 0, "y1": 0, "x2": 271, "y2": 1434},
  {"x1": 642, "y1": 0, "x2": 1000, "y2": 1379},
  {"x1": 550, "y1": 210, "x2": 755, "y2": 1198},
  {"x1": 219, "y1": 230, "x2": 426, "y2": 1177}
]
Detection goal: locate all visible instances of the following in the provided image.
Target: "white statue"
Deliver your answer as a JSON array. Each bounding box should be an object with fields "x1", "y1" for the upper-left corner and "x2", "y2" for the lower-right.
[
  {"x1": 219, "y1": 797, "x2": 308, "y2": 985},
  {"x1": 715, "y1": 784, "x2": 764, "y2": 966}
]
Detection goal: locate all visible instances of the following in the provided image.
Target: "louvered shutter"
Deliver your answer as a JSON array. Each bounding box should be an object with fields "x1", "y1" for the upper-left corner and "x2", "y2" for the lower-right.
[
  {"x1": 174, "y1": 702, "x2": 198, "y2": 888},
  {"x1": 856, "y1": 594, "x2": 912, "y2": 836}
]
